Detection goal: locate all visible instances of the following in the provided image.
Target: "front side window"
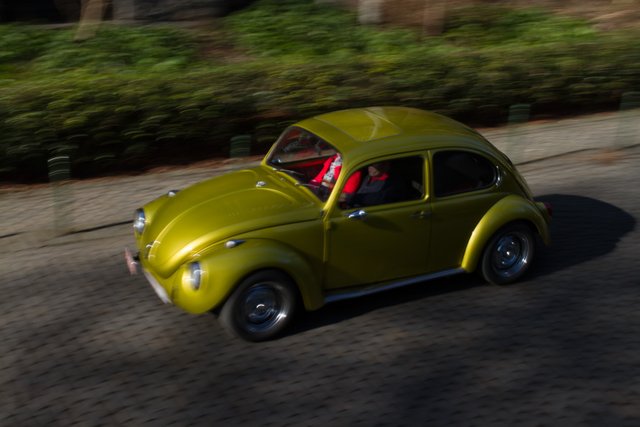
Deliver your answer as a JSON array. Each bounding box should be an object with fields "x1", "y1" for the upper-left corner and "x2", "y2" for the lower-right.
[
  {"x1": 343, "y1": 156, "x2": 424, "y2": 208},
  {"x1": 432, "y1": 150, "x2": 497, "y2": 197}
]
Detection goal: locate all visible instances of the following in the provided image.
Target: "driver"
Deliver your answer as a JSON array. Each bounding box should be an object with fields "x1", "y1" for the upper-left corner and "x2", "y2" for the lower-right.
[{"x1": 310, "y1": 153, "x2": 361, "y2": 202}]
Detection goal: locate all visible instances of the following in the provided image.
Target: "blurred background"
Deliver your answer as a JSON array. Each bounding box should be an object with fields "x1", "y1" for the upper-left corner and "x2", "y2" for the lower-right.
[{"x1": 1, "y1": 0, "x2": 639, "y2": 182}]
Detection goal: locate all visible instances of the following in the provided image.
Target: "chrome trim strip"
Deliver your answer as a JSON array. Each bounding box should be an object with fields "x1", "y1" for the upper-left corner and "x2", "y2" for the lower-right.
[
  {"x1": 495, "y1": 165, "x2": 503, "y2": 187},
  {"x1": 324, "y1": 268, "x2": 465, "y2": 304}
]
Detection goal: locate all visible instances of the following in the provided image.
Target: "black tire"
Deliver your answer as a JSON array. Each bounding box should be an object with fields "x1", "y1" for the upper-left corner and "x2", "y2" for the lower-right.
[
  {"x1": 219, "y1": 270, "x2": 297, "y2": 342},
  {"x1": 480, "y1": 222, "x2": 535, "y2": 285}
]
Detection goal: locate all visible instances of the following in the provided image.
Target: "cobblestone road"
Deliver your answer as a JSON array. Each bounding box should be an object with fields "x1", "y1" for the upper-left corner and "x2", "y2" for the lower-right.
[{"x1": 1, "y1": 113, "x2": 639, "y2": 426}]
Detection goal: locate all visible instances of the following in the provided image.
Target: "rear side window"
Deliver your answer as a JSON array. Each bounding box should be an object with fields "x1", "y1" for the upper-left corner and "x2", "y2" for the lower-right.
[{"x1": 433, "y1": 150, "x2": 497, "y2": 197}]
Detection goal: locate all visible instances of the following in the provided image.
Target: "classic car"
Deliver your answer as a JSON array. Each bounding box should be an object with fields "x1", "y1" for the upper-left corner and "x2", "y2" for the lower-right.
[{"x1": 126, "y1": 107, "x2": 552, "y2": 341}]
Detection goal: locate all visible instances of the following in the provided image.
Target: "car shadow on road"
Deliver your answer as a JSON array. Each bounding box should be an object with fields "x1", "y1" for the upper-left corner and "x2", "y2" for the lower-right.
[
  {"x1": 530, "y1": 193, "x2": 636, "y2": 278},
  {"x1": 287, "y1": 274, "x2": 483, "y2": 337},
  {"x1": 288, "y1": 194, "x2": 636, "y2": 337}
]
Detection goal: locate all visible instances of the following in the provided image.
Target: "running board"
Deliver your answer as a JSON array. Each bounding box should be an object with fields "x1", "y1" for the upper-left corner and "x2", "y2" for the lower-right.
[{"x1": 324, "y1": 268, "x2": 466, "y2": 304}]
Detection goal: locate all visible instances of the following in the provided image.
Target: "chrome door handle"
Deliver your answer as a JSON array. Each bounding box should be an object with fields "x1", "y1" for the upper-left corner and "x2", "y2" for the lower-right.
[
  {"x1": 411, "y1": 210, "x2": 431, "y2": 220},
  {"x1": 347, "y1": 209, "x2": 368, "y2": 220}
]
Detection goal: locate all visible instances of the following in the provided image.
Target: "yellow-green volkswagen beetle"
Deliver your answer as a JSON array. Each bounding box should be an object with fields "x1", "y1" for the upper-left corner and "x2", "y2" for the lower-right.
[{"x1": 126, "y1": 107, "x2": 551, "y2": 341}]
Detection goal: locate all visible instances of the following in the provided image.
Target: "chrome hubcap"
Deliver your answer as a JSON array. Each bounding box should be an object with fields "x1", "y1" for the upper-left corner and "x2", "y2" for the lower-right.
[
  {"x1": 492, "y1": 232, "x2": 530, "y2": 278},
  {"x1": 241, "y1": 283, "x2": 286, "y2": 331}
]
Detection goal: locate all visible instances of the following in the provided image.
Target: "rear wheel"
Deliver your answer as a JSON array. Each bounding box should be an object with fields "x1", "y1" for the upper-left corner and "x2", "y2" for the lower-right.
[
  {"x1": 481, "y1": 223, "x2": 535, "y2": 285},
  {"x1": 219, "y1": 270, "x2": 297, "y2": 341}
]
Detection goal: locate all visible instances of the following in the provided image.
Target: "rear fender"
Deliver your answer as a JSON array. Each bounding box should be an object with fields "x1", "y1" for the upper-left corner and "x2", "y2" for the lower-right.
[{"x1": 461, "y1": 195, "x2": 550, "y2": 272}]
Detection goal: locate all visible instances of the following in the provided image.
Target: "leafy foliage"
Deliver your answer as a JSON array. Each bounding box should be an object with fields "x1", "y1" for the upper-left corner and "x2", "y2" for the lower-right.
[
  {"x1": 443, "y1": 6, "x2": 597, "y2": 46},
  {"x1": 1, "y1": 1, "x2": 640, "y2": 181},
  {"x1": 225, "y1": 0, "x2": 419, "y2": 57}
]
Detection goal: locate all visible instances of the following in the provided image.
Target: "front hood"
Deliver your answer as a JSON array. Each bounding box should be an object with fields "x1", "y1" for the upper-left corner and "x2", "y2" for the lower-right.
[{"x1": 143, "y1": 166, "x2": 319, "y2": 277}]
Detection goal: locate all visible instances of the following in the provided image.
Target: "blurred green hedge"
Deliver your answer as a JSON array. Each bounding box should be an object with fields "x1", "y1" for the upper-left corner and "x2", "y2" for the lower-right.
[{"x1": 1, "y1": 2, "x2": 640, "y2": 182}]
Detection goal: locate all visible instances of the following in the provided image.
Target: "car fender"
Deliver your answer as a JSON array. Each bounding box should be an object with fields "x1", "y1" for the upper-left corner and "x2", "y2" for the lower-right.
[
  {"x1": 172, "y1": 239, "x2": 324, "y2": 314},
  {"x1": 135, "y1": 194, "x2": 169, "y2": 242},
  {"x1": 461, "y1": 195, "x2": 551, "y2": 272}
]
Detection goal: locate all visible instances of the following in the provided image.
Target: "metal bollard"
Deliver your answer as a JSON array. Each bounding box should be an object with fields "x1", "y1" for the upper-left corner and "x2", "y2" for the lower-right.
[
  {"x1": 507, "y1": 104, "x2": 531, "y2": 164},
  {"x1": 229, "y1": 135, "x2": 252, "y2": 158},
  {"x1": 508, "y1": 104, "x2": 531, "y2": 125},
  {"x1": 48, "y1": 156, "x2": 73, "y2": 234},
  {"x1": 615, "y1": 92, "x2": 640, "y2": 150},
  {"x1": 620, "y1": 92, "x2": 640, "y2": 111},
  {"x1": 48, "y1": 156, "x2": 71, "y2": 182}
]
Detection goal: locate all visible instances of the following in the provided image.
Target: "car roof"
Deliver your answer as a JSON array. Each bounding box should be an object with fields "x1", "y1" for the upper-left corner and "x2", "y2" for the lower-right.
[{"x1": 295, "y1": 107, "x2": 499, "y2": 164}]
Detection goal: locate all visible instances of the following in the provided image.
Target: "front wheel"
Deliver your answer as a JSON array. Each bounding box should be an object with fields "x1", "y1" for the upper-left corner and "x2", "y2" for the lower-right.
[
  {"x1": 219, "y1": 270, "x2": 297, "y2": 342},
  {"x1": 480, "y1": 223, "x2": 535, "y2": 285}
]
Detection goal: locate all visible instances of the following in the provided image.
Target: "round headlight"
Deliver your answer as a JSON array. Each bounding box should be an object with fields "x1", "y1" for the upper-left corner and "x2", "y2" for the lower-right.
[
  {"x1": 133, "y1": 209, "x2": 146, "y2": 234},
  {"x1": 188, "y1": 262, "x2": 203, "y2": 291}
]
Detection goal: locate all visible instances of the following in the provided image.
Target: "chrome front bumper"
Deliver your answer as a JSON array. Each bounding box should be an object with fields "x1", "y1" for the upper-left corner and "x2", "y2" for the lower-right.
[
  {"x1": 125, "y1": 247, "x2": 171, "y2": 304},
  {"x1": 142, "y1": 269, "x2": 171, "y2": 304}
]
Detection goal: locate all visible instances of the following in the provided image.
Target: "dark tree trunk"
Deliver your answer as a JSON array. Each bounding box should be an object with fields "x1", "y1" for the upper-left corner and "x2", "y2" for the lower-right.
[{"x1": 358, "y1": 0, "x2": 384, "y2": 25}]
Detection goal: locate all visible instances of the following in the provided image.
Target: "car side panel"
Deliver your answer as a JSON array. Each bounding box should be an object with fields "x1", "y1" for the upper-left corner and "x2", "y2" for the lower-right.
[
  {"x1": 166, "y1": 236, "x2": 324, "y2": 314},
  {"x1": 429, "y1": 190, "x2": 504, "y2": 272}
]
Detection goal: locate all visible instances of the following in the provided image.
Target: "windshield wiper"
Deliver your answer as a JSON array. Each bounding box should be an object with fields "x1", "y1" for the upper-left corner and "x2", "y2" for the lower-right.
[{"x1": 272, "y1": 167, "x2": 306, "y2": 180}]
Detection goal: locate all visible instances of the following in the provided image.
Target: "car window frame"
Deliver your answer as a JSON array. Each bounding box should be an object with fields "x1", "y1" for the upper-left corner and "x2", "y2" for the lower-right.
[
  {"x1": 332, "y1": 152, "x2": 429, "y2": 213},
  {"x1": 430, "y1": 148, "x2": 501, "y2": 199}
]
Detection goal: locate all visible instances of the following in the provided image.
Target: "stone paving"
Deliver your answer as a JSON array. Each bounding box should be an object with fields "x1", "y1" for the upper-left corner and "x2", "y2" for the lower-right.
[{"x1": 1, "y1": 111, "x2": 639, "y2": 426}]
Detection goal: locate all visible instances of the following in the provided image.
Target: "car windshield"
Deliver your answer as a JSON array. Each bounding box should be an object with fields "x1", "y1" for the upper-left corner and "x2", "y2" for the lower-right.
[
  {"x1": 267, "y1": 127, "x2": 336, "y2": 168},
  {"x1": 266, "y1": 127, "x2": 341, "y2": 202}
]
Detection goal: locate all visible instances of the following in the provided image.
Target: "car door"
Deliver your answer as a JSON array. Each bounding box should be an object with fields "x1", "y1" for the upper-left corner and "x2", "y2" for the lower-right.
[
  {"x1": 427, "y1": 149, "x2": 504, "y2": 272},
  {"x1": 323, "y1": 155, "x2": 430, "y2": 289}
]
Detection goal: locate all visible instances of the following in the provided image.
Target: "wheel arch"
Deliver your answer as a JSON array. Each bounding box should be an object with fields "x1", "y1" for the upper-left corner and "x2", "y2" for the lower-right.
[
  {"x1": 193, "y1": 238, "x2": 325, "y2": 314},
  {"x1": 461, "y1": 195, "x2": 550, "y2": 273},
  {"x1": 233, "y1": 266, "x2": 303, "y2": 304}
]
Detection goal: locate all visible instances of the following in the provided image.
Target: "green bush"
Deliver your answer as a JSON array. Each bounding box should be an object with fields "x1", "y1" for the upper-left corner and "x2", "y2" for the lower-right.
[
  {"x1": 32, "y1": 25, "x2": 199, "y2": 72},
  {"x1": 1, "y1": 1, "x2": 640, "y2": 182},
  {"x1": 0, "y1": 25, "x2": 54, "y2": 63},
  {"x1": 225, "y1": 0, "x2": 419, "y2": 57},
  {"x1": 443, "y1": 5, "x2": 597, "y2": 47}
]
